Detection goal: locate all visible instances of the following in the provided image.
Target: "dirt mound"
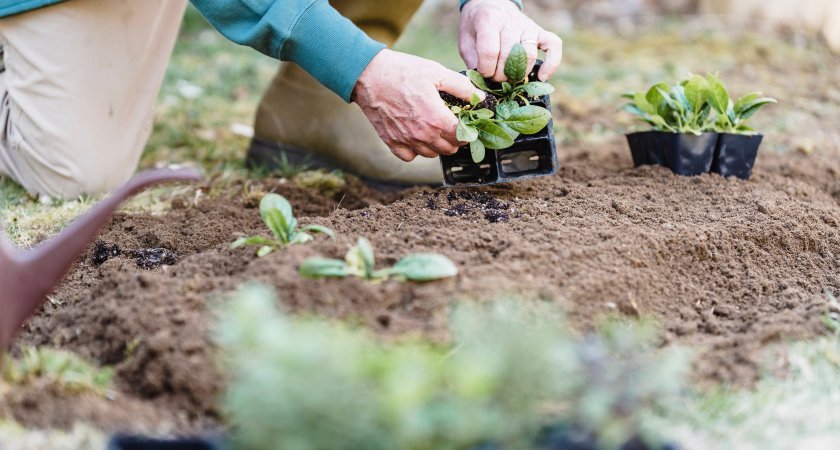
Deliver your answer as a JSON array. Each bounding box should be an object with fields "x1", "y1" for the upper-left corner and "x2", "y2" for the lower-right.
[{"x1": 7, "y1": 141, "x2": 840, "y2": 432}]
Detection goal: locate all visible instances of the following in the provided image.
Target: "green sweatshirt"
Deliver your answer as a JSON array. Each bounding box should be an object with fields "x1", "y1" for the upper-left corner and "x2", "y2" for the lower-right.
[{"x1": 0, "y1": 0, "x2": 523, "y2": 102}]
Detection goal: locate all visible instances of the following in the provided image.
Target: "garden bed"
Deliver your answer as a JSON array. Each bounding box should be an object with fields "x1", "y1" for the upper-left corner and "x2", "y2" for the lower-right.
[{"x1": 5, "y1": 141, "x2": 840, "y2": 435}]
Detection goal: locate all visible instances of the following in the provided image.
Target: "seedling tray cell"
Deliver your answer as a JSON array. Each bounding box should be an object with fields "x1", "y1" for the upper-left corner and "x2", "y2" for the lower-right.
[
  {"x1": 107, "y1": 436, "x2": 225, "y2": 450},
  {"x1": 712, "y1": 133, "x2": 763, "y2": 180},
  {"x1": 441, "y1": 96, "x2": 557, "y2": 186},
  {"x1": 626, "y1": 131, "x2": 717, "y2": 176}
]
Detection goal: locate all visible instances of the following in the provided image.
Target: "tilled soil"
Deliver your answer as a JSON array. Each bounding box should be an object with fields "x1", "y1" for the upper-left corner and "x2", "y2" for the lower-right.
[{"x1": 5, "y1": 141, "x2": 840, "y2": 434}]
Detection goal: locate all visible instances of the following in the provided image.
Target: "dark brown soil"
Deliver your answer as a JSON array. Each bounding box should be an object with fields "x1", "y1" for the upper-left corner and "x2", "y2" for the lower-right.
[{"x1": 5, "y1": 141, "x2": 840, "y2": 434}]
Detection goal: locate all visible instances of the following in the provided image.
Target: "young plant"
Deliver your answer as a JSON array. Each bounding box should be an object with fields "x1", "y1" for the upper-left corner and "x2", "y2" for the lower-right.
[
  {"x1": 445, "y1": 43, "x2": 554, "y2": 164},
  {"x1": 705, "y1": 74, "x2": 777, "y2": 134},
  {"x1": 231, "y1": 193, "x2": 334, "y2": 257},
  {"x1": 623, "y1": 73, "x2": 776, "y2": 135},
  {"x1": 2, "y1": 347, "x2": 114, "y2": 395},
  {"x1": 300, "y1": 237, "x2": 458, "y2": 282},
  {"x1": 215, "y1": 285, "x2": 689, "y2": 450}
]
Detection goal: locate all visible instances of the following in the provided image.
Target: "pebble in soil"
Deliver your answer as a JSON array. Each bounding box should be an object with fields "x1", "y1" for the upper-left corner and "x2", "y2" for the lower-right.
[
  {"x1": 91, "y1": 241, "x2": 178, "y2": 270},
  {"x1": 432, "y1": 190, "x2": 512, "y2": 223}
]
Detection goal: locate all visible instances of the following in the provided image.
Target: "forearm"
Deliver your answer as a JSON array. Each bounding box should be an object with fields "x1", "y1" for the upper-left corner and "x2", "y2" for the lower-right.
[{"x1": 190, "y1": 0, "x2": 385, "y2": 102}]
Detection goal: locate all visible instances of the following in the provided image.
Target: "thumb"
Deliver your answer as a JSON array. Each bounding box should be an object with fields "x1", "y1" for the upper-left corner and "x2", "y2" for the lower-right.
[{"x1": 436, "y1": 69, "x2": 485, "y2": 103}]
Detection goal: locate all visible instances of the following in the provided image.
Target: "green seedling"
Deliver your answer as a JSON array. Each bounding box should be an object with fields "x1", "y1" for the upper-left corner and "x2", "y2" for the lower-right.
[
  {"x1": 300, "y1": 237, "x2": 458, "y2": 282},
  {"x1": 2, "y1": 347, "x2": 114, "y2": 395},
  {"x1": 705, "y1": 74, "x2": 777, "y2": 134},
  {"x1": 215, "y1": 285, "x2": 688, "y2": 450},
  {"x1": 623, "y1": 73, "x2": 776, "y2": 135},
  {"x1": 231, "y1": 193, "x2": 334, "y2": 257},
  {"x1": 449, "y1": 43, "x2": 554, "y2": 164}
]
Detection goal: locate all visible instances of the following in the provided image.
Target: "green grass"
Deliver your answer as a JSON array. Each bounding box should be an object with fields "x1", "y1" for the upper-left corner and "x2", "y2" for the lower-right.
[
  {"x1": 650, "y1": 337, "x2": 840, "y2": 449},
  {"x1": 2, "y1": 347, "x2": 114, "y2": 396}
]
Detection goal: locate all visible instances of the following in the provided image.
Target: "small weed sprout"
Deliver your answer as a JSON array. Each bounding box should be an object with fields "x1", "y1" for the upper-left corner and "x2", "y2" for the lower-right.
[
  {"x1": 300, "y1": 237, "x2": 458, "y2": 282},
  {"x1": 2, "y1": 347, "x2": 113, "y2": 395},
  {"x1": 623, "y1": 73, "x2": 776, "y2": 135},
  {"x1": 231, "y1": 193, "x2": 334, "y2": 257},
  {"x1": 447, "y1": 43, "x2": 554, "y2": 163}
]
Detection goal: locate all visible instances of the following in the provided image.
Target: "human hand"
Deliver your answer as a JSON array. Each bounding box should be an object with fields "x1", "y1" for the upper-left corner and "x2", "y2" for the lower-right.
[
  {"x1": 352, "y1": 49, "x2": 485, "y2": 162},
  {"x1": 459, "y1": 0, "x2": 563, "y2": 82}
]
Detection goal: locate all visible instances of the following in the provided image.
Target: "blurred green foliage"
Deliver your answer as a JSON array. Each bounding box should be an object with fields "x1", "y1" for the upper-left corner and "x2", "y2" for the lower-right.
[{"x1": 215, "y1": 285, "x2": 690, "y2": 450}]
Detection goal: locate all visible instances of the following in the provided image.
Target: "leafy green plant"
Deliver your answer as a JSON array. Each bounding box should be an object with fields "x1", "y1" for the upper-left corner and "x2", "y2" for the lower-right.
[
  {"x1": 623, "y1": 73, "x2": 776, "y2": 135},
  {"x1": 2, "y1": 347, "x2": 114, "y2": 395},
  {"x1": 300, "y1": 237, "x2": 458, "y2": 282},
  {"x1": 705, "y1": 74, "x2": 777, "y2": 134},
  {"x1": 231, "y1": 193, "x2": 334, "y2": 257},
  {"x1": 215, "y1": 285, "x2": 689, "y2": 450},
  {"x1": 447, "y1": 43, "x2": 554, "y2": 164}
]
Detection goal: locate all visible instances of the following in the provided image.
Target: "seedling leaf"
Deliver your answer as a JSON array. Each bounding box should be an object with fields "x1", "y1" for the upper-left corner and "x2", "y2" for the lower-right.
[
  {"x1": 706, "y1": 73, "x2": 730, "y2": 115},
  {"x1": 497, "y1": 100, "x2": 518, "y2": 120},
  {"x1": 683, "y1": 75, "x2": 710, "y2": 112},
  {"x1": 523, "y1": 82, "x2": 555, "y2": 98},
  {"x1": 470, "y1": 92, "x2": 481, "y2": 107},
  {"x1": 299, "y1": 257, "x2": 349, "y2": 278},
  {"x1": 256, "y1": 246, "x2": 274, "y2": 257},
  {"x1": 260, "y1": 194, "x2": 295, "y2": 242},
  {"x1": 346, "y1": 237, "x2": 375, "y2": 279},
  {"x1": 300, "y1": 224, "x2": 336, "y2": 239},
  {"x1": 389, "y1": 254, "x2": 459, "y2": 281},
  {"x1": 474, "y1": 119, "x2": 515, "y2": 150},
  {"x1": 471, "y1": 108, "x2": 495, "y2": 120},
  {"x1": 737, "y1": 97, "x2": 777, "y2": 120},
  {"x1": 469, "y1": 139, "x2": 486, "y2": 164},
  {"x1": 504, "y1": 43, "x2": 528, "y2": 83},
  {"x1": 231, "y1": 236, "x2": 276, "y2": 249},
  {"x1": 505, "y1": 105, "x2": 551, "y2": 134},
  {"x1": 467, "y1": 69, "x2": 490, "y2": 91},
  {"x1": 457, "y1": 120, "x2": 479, "y2": 142}
]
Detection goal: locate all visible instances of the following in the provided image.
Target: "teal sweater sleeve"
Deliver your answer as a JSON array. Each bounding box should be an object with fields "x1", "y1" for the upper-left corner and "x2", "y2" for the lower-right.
[{"x1": 189, "y1": 0, "x2": 386, "y2": 102}]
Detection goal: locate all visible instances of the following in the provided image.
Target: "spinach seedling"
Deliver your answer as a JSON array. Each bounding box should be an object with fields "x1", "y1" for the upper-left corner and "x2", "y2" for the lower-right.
[
  {"x1": 445, "y1": 44, "x2": 554, "y2": 164},
  {"x1": 623, "y1": 74, "x2": 776, "y2": 135},
  {"x1": 231, "y1": 193, "x2": 334, "y2": 257},
  {"x1": 704, "y1": 74, "x2": 777, "y2": 134},
  {"x1": 300, "y1": 237, "x2": 458, "y2": 282}
]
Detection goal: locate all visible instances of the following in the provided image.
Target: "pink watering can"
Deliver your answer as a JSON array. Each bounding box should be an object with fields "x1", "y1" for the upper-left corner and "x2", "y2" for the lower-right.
[{"x1": 0, "y1": 169, "x2": 201, "y2": 351}]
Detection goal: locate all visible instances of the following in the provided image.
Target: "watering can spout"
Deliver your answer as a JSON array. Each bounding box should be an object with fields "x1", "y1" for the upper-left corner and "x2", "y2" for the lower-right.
[{"x1": 0, "y1": 168, "x2": 202, "y2": 351}]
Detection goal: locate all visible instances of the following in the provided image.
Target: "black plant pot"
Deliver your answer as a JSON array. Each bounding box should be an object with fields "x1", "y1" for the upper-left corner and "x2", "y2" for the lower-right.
[
  {"x1": 711, "y1": 133, "x2": 763, "y2": 180},
  {"x1": 625, "y1": 131, "x2": 717, "y2": 176},
  {"x1": 107, "y1": 436, "x2": 225, "y2": 450},
  {"x1": 440, "y1": 64, "x2": 558, "y2": 187}
]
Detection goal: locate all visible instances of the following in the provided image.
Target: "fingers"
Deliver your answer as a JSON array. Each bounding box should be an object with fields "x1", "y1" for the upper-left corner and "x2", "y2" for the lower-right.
[
  {"x1": 475, "y1": 26, "x2": 501, "y2": 78},
  {"x1": 537, "y1": 30, "x2": 563, "y2": 81},
  {"x1": 459, "y1": 34, "x2": 479, "y2": 72},
  {"x1": 521, "y1": 32, "x2": 540, "y2": 77},
  {"x1": 493, "y1": 28, "x2": 521, "y2": 82},
  {"x1": 436, "y1": 69, "x2": 485, "y2": 102},
  {"x1": 391, "y1": 147, "x2": 418, "y2": 162}
]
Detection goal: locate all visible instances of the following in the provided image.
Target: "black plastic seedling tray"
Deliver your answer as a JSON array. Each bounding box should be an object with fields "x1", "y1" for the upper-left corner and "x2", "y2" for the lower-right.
[
  {"x1": 107, "y1": 436, "x2": 225, "y2": 450},
  {"x1": 626, "y1": 131, "x2": 718, "y2": 176},
  {"x1": 712, "y1": 133, "x2": 763, "y2": 180},
  {"x1": 627, "y1": 131, "x2": 764, "y2": 179},
  {"x1": 441, "y1": 66, "x2": 558, "y2": 187}
]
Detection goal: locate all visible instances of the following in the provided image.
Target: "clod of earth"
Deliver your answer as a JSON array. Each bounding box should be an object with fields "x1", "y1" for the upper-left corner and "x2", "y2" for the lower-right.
[{"x1": 92, "y1": 242, "x2": 178, "y2": 270}]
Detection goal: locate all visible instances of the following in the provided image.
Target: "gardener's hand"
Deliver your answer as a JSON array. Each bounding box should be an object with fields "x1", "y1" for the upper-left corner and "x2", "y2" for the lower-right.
[
  {"x1": 459, "y1": 0, "x2": 563, "y2": 82},
  {"x1": 352, "y1": 49, "x2": 485, "y2": 161}
]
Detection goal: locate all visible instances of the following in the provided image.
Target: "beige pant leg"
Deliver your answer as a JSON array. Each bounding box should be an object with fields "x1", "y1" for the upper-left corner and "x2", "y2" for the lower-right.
[
  {"x1": 0, "y1": 0, "x2": 187, "y2": 198},
  {"x1": 251, "y1": 0, "x2": 443, "y2": 184}
]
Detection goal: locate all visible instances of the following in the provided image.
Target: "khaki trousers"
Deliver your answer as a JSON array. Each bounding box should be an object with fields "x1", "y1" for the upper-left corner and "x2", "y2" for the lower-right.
[
  {"x1": 0, "y1": 0, "x2": 424, "y2": 197},
  {"x1": 0, "y1": 0, "x2": 187, "y2": 198}
]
